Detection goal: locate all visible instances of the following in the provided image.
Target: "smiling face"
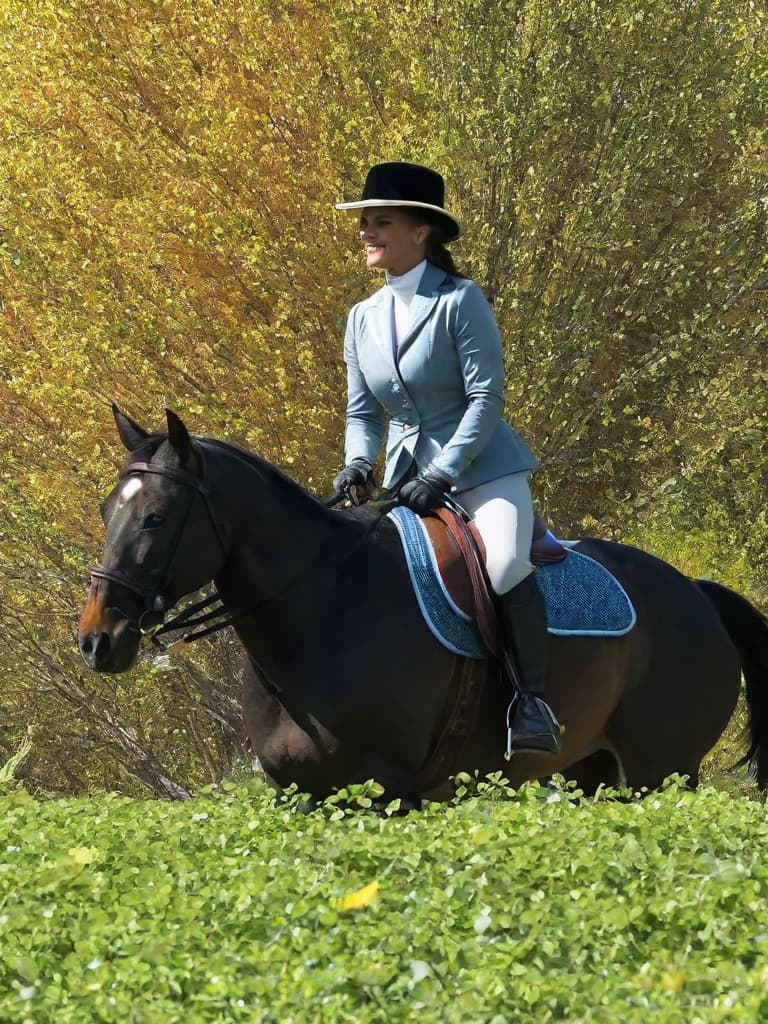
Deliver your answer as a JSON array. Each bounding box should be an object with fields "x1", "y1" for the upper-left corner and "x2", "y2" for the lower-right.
[{"x1": 359, "y1": 207, "x2": 430, "y2": 276}]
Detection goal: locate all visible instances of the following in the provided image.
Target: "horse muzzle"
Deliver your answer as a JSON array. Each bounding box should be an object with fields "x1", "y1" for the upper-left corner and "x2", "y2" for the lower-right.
[{"x1": 78, "y1": 588, "x2": 142, "y2": 673}]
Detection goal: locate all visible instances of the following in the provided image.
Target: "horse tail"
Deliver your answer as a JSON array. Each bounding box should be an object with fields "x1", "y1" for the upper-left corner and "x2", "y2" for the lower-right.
[{"x1": 695, "y1": 578, "x2": 768, "y2": 788}]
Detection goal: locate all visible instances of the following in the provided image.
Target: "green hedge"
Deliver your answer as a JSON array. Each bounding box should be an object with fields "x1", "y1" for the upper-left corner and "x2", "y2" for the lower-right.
[
  {"x1": 1, "y1": 778, "x2": 767, "y2": 1022},
  {"x1": 1, "y1": 0, "x2": 767, "y2": 794}
]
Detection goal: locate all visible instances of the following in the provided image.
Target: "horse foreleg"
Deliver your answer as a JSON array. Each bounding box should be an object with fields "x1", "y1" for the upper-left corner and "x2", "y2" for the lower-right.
[
  {"x1": 345, "y1": 755, "x2": 423, "y2": 812},
  {"x1": 563, "y1": 748, "x2": 624, "y2": 795}
]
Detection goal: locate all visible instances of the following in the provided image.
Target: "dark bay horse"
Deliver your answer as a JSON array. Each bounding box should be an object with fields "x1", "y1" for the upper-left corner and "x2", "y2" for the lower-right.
[{"x1": 78, "y1": 408, "x2": 768, "y2": 801}]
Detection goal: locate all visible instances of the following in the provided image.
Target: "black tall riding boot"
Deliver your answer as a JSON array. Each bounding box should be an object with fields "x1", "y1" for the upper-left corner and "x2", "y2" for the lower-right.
[{"x1": 500, "y1": 572, "x2": 562, "y2": 756}]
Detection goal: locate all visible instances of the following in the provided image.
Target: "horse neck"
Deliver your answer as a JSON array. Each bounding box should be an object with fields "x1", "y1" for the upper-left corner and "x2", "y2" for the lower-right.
[{"x1": 202, "y1": 441, "x2": 357, "y2": 606}]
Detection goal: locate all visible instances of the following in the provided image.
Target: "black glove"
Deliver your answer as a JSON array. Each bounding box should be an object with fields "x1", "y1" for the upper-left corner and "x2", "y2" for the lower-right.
[
  {"x1": 332, "y1": 458, "x2": 373, "y2": 506},
  {"x1": 398, "y1": 469, "x2": 453, "y2": 514}
]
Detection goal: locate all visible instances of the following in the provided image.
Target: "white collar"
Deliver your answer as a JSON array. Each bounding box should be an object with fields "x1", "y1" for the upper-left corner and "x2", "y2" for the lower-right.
[{"x1": 386, "y1": 260, "x2": 427, "y2": 305}]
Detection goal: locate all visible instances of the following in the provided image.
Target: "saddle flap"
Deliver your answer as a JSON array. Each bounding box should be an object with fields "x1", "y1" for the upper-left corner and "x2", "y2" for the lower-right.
[
  {"x1": 428, "y1": 507, "x2": 504, "y2": 661},
  {"x1": 422, "y1": 515, "x2": 474, "y2": 618}
]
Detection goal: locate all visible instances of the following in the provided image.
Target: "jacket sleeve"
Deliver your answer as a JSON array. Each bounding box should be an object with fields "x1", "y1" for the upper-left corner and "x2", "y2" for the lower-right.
[
  {"x1": 427, "y1": 282, "x2": 505, "y2": 482},
  {"x1": 343, "y1": 306, "x2": 386, "y2": 467}
]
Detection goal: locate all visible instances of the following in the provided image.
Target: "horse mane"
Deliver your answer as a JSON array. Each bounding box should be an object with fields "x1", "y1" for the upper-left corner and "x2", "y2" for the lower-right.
[
  {"x1": 123, "y1": 430, "x2": 390, "y2": 531},
  {"x1": 202, "y1": 432, "x2": 397, "y2": 528},
  {"x1": 198, "y1": 435, "x2": 326, "y2": 507},
  {"x1": 124, "y1": 431, "x2": 313, "y2": 503}
]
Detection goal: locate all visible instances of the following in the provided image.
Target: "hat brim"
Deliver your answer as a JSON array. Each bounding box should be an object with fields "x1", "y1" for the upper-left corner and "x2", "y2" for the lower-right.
[{"x1": 335, "y1": 199, "x2": 462, "y2": 241}]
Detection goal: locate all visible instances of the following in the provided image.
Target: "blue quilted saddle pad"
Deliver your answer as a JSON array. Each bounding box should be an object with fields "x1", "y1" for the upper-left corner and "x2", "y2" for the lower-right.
[{"x1": 388, "y1": 506, "x2": 637, "y2": 660}]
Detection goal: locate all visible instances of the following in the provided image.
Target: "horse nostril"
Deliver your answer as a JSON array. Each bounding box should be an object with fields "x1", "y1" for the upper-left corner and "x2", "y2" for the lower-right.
[
  {"x1": 80, "y1": 631, "x2": 111, "y2": 668},
  {"x1": 94, "y1": 633, "x2": 111, "y2": 664}
]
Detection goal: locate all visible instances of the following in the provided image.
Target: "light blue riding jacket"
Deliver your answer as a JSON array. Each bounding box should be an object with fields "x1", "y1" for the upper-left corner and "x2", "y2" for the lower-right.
[{"x1": 343, "y1": 261, "x2": 539, "y2": 492}]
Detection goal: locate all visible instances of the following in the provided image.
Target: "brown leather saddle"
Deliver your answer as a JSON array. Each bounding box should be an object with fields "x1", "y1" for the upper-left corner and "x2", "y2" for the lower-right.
[{"x1": 422, "y1": 510, "x2": 567, "y2": 659}]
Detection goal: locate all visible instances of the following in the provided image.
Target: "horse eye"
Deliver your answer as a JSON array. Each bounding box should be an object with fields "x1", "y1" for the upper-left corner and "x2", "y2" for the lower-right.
[{"x1": 142, "y1": 512, "x2": 165, "y2": 530}]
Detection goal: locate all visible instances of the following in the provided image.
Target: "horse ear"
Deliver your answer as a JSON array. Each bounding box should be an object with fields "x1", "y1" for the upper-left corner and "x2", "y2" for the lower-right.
[
  {"x1": 113, "y1": 404, "x2": 149, "y2": 452},
  {"x1": 165, "y1": 409, "x2": 193, "y2": 469}
]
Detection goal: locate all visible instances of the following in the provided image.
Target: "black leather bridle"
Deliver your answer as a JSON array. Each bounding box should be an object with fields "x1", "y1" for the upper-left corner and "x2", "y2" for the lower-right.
[
  {"x1": 90, "y1": 458, "x2": 389, "y2": 651},
  {"x1": 89, "y1": 460, "x2": 229, "y2": 641}
]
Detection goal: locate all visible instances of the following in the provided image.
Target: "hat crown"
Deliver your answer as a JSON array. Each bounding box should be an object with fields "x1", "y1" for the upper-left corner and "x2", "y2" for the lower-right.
[
  {"x1": 361, "y1": 162, "x2": 445, "y2": 207},
  {"x1": 336, "y1": 161, "x2": 462, "y2": 240}
]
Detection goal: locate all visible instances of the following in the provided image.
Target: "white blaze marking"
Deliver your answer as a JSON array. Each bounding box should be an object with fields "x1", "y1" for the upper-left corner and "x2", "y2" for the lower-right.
[{"x1": 120, "y1": 478, "x2": 142, "y2": 502}]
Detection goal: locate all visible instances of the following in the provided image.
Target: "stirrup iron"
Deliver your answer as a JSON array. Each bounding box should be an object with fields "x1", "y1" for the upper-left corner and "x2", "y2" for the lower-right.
[
  {"x1": 505, "y1": 697, "x2": 518, "y2": 761},
  {"x1": 504, "y1": 696, "x2": 563, "y2": 761}
]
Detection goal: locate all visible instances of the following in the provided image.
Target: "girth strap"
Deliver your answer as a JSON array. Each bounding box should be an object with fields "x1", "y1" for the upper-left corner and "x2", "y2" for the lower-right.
[{"x1": 417, "y1": 654, "x2": 492, "y2": 793}]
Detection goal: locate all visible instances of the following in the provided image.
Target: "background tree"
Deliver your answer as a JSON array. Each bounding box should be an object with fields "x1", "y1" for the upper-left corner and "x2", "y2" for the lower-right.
[{"x1": 0, "y1": 0, "x2": 765, "y2": 792}]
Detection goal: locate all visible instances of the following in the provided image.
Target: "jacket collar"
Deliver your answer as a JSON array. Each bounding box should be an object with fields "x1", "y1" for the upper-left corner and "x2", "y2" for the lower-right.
[{"x1": 362, "y1": 261, "x2": 450, "y2": 362}]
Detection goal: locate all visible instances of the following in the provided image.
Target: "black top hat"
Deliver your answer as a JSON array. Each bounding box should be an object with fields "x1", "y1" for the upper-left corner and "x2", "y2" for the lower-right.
[{"x1": 336, "y1": 162, "x2": 462, "y2": 241}]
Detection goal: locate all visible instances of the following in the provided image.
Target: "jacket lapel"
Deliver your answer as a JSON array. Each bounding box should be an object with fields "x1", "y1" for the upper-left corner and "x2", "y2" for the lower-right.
[
  {"x1": 396, "y1": 262, "x2": 448, "y2": 361},
  {"x1": 363, "y1": 287, "x2": 397, "y2": 368}
]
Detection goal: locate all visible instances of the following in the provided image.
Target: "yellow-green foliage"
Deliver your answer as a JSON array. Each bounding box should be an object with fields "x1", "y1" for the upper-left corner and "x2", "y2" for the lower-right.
[
  {"x1": 2, "y1": 780, "x2": 768, "y2": 1021},
  {"x1": 0, "y1": 0, "x2": 766, "y2": 791}
]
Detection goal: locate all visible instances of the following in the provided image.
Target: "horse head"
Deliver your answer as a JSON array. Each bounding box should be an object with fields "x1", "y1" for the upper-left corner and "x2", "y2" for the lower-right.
[{"x1": 78, "y1": 406, "x2": 228, "y2": 672}]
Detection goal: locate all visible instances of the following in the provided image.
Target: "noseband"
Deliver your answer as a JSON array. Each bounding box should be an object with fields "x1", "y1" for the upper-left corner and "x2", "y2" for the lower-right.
[{"x1": 90, "y1": 460, "x2": 228, "y2": 635}]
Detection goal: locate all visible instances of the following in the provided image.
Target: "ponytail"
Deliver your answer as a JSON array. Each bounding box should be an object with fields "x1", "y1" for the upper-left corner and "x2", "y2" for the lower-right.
[
  {"x1": 425, "y1": 233, "x2": 465, "y2": 278},
  {"x1": 398, "y1": 207, "x2": 466, "y2": 279}
]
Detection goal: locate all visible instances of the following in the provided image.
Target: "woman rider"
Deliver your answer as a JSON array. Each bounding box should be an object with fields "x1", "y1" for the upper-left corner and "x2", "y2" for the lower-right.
[{"x1": 332, "y1": 162, "x2": 561, "y2": 756}]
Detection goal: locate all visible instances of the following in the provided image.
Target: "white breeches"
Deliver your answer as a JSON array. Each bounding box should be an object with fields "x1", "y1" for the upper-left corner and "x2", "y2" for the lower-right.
[{"x1": 454, "y1": 471, "x2": 535, "y2": 596}]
